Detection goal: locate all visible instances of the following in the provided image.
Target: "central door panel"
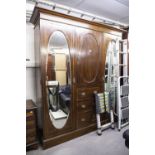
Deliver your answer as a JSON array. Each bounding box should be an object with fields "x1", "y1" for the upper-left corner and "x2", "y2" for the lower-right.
[
  {"x1": 75, "y1": 28, "x2": 104, "y2": 86},
  {"x1": 79, "y1": 33, "x2": 99, "y2": 83}
]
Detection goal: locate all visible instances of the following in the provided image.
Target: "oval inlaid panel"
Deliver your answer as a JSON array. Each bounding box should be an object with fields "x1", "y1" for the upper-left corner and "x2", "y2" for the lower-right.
[{"x1": 78, "y1": 33, "x2": 100, "y2": 83}]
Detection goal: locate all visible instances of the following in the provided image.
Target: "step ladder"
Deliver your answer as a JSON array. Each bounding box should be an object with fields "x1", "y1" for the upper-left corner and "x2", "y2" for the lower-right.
[
  {"x1": 117, "y1": 76, "x2": 129, "y2": 130},
  {"x1": 95, "y1": 40, "x2": 116, "y2": 135},
  {"x1": 116, "y1": 39, "x2": 129, "y2": 131},
  {"x1": 95, "y1": 92, "x2": 115, "y2": 135},
  {"x1": 104, "y1": 39, "x2": 129, "y2": 131},
  {"x1": 104, "y1": 40, "x2": 118, "y2": 117}
]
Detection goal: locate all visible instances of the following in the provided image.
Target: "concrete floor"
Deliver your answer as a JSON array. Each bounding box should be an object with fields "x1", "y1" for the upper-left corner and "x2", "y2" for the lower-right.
[{"x1": 27, "y1": 126, "x2": 129, "y2": 155}]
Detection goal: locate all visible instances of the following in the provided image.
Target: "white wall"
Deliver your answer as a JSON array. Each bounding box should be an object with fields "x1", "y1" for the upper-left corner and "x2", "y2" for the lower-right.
[
  {"x1": 26, "y1": 22, "x2": 36, "y2": 102},
  {"x1": 26, "y1": 67, "x2": 36, "y2": 102},
  {"x1": 26, "y1": 22, "x2": 35, "y2": 66}
]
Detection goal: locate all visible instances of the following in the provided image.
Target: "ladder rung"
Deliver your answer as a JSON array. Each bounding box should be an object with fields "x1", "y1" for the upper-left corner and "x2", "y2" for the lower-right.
[
  {"x1": 116, "y1": 50, "x2": 128, "y2": 52},
  {"x1": 113, "y1": 64, "x2": 118, "y2": 66},
  {"x1": 120, "y1": 95, "x2": 129, "y2": 98},
  {"x1": 121, "y1": 106, "x2": 129, "y2": 110},
  {"x1": 119, "y1": 40, "x2": 128, "y2": 43},
  {"x1": 120, "y1": 84, "x2": 129, "y2": 87},
  {"x1": 114, "y1": 64, "x2": 127, "y2": 66},
  {"x1": 110, "y1": 75, "x2": 117, "y2": 77},
  {"x1": 108, "y1": 51, "x2": 118, "y2": 53},
  {"x1": 119, "y1": 40, "x2": 125, "y2": 42},
  {"x1": 119, "y1": 52, "x2": 129, "y2": 54},
  {"x1": 110, "y1": 86, "x2": 116, "y2": 88},
  {"x1": 121, "y1": 122, "x2": 129, "y2": 128},
  {"x1": 118, "y1": 76, "x2": 129, "y2": 79},
  {"x1": 119, "y1": 64, "x2": 127, "y2": 66}
]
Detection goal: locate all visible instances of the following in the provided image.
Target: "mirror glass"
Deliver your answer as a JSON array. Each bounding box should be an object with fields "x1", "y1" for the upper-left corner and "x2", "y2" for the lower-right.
[{"x1": 47, "y1": 31, "x2": 71, "y2": 129}]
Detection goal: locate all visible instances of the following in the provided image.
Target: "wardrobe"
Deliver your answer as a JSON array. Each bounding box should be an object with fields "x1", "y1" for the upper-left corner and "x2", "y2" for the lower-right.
[{"x1": 30, "y1": 5, "x2": 124, "y2": 149}]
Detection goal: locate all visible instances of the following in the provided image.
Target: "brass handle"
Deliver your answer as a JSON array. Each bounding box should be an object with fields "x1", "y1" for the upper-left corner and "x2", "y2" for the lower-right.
[
  {"x1": 81, "y1": 92, "x2": 86, "y2": 96},
  {"x1": 81, "y1": 104, "x2": 86, "y2": 108},
  {"x1": 93, "y1": 90, "x2": 97, "y2": 94},
  {"x1": 81, "y1": 118, "x2": 86, "y2": 122}
]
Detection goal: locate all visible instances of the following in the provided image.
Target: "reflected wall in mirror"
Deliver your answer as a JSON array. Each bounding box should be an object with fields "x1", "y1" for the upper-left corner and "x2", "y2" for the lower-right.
[{"x1": 46, "y1": 31, "x2": 71, "y2": 129}]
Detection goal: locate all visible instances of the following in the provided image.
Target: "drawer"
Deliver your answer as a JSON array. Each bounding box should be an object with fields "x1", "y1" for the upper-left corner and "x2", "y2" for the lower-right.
[
  {"x1": 26, "y1": 120, "x2": 35, "y2": 128},
  {"x1": 26, "y1": 136, "x2": 36, "y2": 144},
  {"x1": 26, "y1": 128, "x2": 36, "y2": 136},
  {"x1": 77, "y1": 111, "x2": 96, "y2": 128},
  {"x1": 77, "y1": 87, "x2": 101, "y2": 100},
  {"x1": 26, "y1": 111, "x2": 35, "y2": 121},
  {"x1": 26, "y1": 111, "x2": 34, "y2": 117},
  {"x1": 77, "y1": 100, "x2": 96, "y2": 112}
]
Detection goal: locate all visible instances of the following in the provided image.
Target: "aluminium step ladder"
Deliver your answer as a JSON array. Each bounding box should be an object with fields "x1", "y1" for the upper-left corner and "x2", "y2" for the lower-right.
[
  {"x1": 105, "y1": 40, "x2": 118, "y2": 119},
  {"x1": 95, "y1": 92, "x2": 115, "y2": 135},
  {"x1": 116, "y1": 39, "x2": 129, "y2": 131},
  {"x1": 93, "y1": 39, "x2": 117, "y2": 135}
]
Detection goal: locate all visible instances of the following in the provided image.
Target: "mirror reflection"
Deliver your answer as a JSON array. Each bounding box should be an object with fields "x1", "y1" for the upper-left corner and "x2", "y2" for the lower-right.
[{"x1": 47, "y1": 31, "x2": 71, "y2": 129}]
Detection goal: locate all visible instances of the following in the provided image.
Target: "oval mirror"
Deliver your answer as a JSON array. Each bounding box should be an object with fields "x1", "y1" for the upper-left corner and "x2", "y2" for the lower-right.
[{"x1": 46, "y1": 31, "x2": 71, "y2": 129}]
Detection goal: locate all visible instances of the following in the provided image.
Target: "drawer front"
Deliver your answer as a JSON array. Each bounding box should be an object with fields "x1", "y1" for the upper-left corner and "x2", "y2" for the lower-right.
[
  {"x1": 77, "y1": 111, "x2": 96, "y2": 128},
  {"x1": 26, "y1": 111, "x2": 35, "y2": 121},
  {"x1": 26, "y1": 120, "x2": 35, "y2": 128},
  {"x1": 77, "y1": 87, "x2": 101, "y2": 101},
  {"x1": 26, "y1": 136, "x2": 35, "y2": 144},
  {"x1": 26, "y1": 111, "x2": 34, "y2": 117},
  {"x1": 26, "y1": 128, "x2": 36, "y2": 137},
  {"x1": 77, "y1": 100, "x2": 96, "y2": 112}
]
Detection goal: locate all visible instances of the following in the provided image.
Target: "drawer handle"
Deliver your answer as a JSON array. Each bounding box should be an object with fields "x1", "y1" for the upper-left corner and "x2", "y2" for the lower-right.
[
  {"x1": 81, "y1": 104, "x2": 86, "y2": 108},
  {"x1": 81, "y1": 92, "x2": 86, "y2": 96},
  {"x1": 93, "y1": 90, "x2": 97, "y2": 94},
  {"x1": 81, "y1": 118, "x2": 86, "y2": 122},
  {"x1": 29, "y1": 111, "x2": 34, "y2": 114}
]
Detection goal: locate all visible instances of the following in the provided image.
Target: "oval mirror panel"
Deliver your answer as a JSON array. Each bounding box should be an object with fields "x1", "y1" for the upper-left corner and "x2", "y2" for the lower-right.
[{"x1": 47, "y1": 31, "x2": 71, "y2": 129}]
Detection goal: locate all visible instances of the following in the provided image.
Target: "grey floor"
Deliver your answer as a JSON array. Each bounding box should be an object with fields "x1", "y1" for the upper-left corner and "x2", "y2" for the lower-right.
[{"x1": 27, "y1": 126, "x2": 129, "y2": 155}]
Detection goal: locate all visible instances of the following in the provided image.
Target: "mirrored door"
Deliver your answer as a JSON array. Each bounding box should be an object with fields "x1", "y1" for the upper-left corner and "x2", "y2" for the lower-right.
[{"x1": 46, "y1": 31, "x2": 71, "y2": 129}]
